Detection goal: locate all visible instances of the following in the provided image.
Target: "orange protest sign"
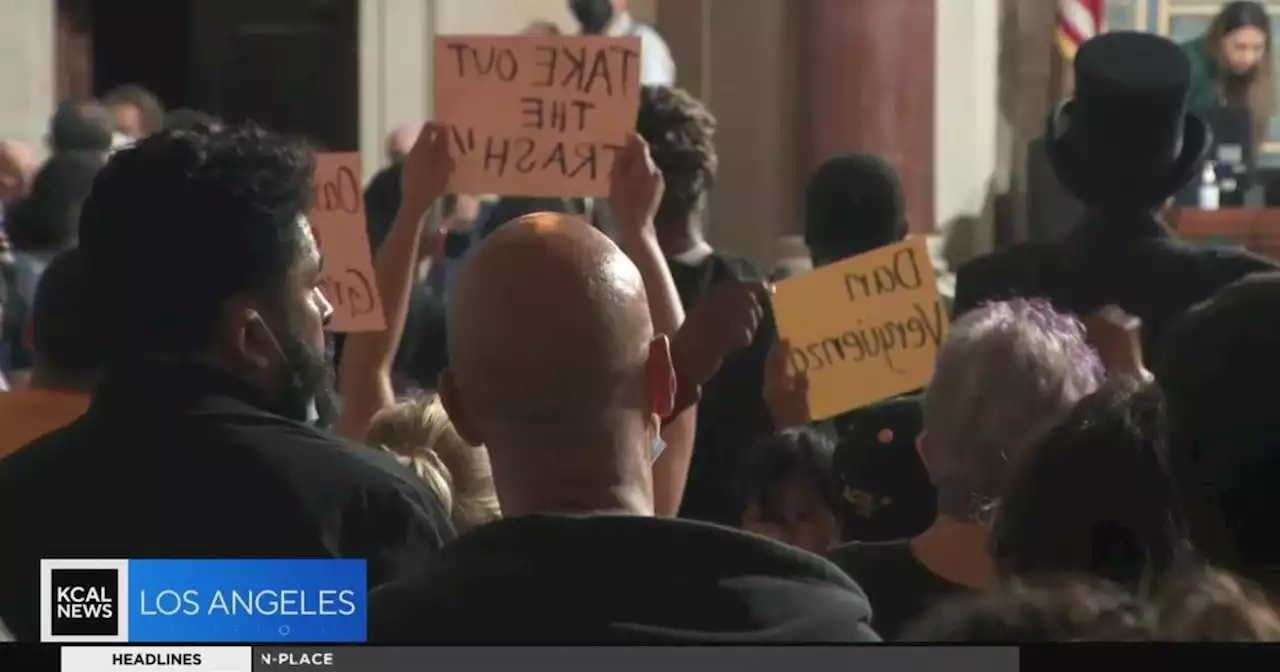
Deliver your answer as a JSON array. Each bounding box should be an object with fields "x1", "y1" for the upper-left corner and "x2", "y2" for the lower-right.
[
  {"x1": 309, "y1": 153, "x2": 385, "y2": 332},
  {"x1": 433, "y1": 35, "x2": 641, "y2": 197},
  {"x1": 771, "y1": 238, "x2": 949, "y2": 421}
]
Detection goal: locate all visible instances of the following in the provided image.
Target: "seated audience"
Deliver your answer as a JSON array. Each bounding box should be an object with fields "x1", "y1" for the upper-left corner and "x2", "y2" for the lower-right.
[
  {"x1": 1159, "y1": 271, "x2": 1280, "y2": 597},
  {"x1": 990, "y1": 376, "x2": 1195, "y2": 591},
  {"x1": 901, "y1": 578, "x2": 1152, "y2": 642},
  {"x1": 366, "y1": 394, "x2": 501, "y2": 532},
  {"x1": 636, "y1": 84, "x2": 776, "y2": 526},
  {"x1": 0, "y1": 249, "x2": 96, "y2": 459},
  {"x1": 367, "y1": 211, "x2": 878, "y2": 643},
  {"x1": 735, "y1": 428, "x2": 841, "y2": 554},
  {"x1": 0, "y1": 123, "x2": 453, "y2": 641},
  {"x1": 46, "y1": 98, "x2": 115, "y2": 157},
  {"x1": 829, "y1": 299, "x2": 1104, "y2": 639},
  {"x1": 103, "y1": 83, "x2": 166, "y2": 139},
  {"x1": 2, "y1": 151, "x2": 105, "y2": 373}
]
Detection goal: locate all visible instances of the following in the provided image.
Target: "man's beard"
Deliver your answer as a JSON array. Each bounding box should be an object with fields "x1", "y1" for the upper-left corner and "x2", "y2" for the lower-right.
[{"x1": 274, "y1": 314, "x2": 337, "y2": 428}]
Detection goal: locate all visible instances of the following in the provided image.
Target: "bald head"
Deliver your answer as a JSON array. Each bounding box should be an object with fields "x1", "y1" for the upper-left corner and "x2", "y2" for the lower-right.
[
  {"x1": 386, "y1": 123, "x2": 421, "y2": 164},
  {"x1": 441, "y1": 212, "x2": 670, "y2": 515},
  {"x1": 448, "y1": 213, "x2": 653, "y2": 421},
  {"x1": 0, "y1": 140, "x2": 37, "y2": 203}
]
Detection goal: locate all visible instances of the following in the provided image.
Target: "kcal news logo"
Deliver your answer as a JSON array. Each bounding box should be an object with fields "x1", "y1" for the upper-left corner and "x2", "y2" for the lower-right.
[{"x1": 40, "y1": 559, "x2": 367, "y2": 643}]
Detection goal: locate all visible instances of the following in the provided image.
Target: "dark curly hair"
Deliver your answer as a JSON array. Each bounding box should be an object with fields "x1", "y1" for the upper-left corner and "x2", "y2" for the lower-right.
[
  {"x1": 990, "y1": 377, "x2": 1194, "y2": 591},
  {"x1": 103, "y1": 84, "x2": 167, "y2": 136},
  {"x1": 78, "y1": 122, "x2": 315, "y2": 362},
  {"x1": 635, "y1": 85, "x2": 717, "y2": 226}
]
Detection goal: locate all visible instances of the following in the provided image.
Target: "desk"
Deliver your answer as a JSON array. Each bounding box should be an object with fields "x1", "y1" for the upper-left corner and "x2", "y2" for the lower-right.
[{"x1": 1167, "y1": 209, "x2": 1280, "y2": 260}]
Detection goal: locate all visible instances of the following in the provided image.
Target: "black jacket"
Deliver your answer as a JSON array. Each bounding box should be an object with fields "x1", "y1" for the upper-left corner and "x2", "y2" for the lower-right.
[
  {"x1": 953, "y1": 212, "x2": 1280, "y2": 367},
  {"x1": 0, "y1": 360, "x2": 454, "y2": 641},
  {"x1": 367, "y1": 514, "x2": 880, "y2": 643}
]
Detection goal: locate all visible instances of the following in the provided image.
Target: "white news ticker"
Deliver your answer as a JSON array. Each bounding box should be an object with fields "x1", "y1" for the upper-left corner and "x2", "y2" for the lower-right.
[{"x1": 60, "y1": 647, "x2": 252, "y2": 672}]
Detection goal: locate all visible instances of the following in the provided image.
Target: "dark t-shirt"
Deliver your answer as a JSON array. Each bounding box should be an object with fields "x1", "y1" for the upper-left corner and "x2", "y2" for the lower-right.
[
  {"x1": 668, "y1": 250, "x2": 777, "y2": 525},
  {"x1": 827, "y1": 540, "x2": 966, "y2": 640}
]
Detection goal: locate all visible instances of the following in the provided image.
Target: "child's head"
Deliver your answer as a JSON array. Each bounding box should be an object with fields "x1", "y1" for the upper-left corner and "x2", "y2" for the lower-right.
[
  {"x1": 365, "y1": 393, "x2": 501, "y2": 532},
  {"x1": 736, "y1": 428, "x2": 842, "y2": 553}
]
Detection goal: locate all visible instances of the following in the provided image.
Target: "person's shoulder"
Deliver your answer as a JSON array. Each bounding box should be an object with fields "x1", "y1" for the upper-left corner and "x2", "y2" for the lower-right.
[
  {"x1": 953, "y1": 242, "x2": 1062, "y2": 313},
  {"x1": 827, "y1": 539, "x2": 914, "y2": 575}
]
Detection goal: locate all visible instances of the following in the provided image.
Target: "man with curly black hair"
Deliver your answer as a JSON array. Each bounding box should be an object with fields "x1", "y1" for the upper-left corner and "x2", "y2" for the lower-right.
[
  {"x1": 0, "y1": 123, "x2": 454, "y2": 641},
  {"x1": 635, "y1": 85, "x2": 777, "y2": 524}
]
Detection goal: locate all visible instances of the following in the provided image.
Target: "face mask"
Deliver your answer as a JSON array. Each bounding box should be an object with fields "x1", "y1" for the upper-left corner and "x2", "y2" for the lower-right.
[
  {"x1": 650, "y1": 423, "x2": 667, "y2": 463},
  {"x1": 571, "y1": 0, "x2": 615, "y2": 34},
  {"x1": 249, "y1": 297, "x2": 328, "y2": 425}
]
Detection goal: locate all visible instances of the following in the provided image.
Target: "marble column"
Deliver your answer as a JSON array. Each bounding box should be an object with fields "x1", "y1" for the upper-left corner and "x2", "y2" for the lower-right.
[{"x1": 803, "y1": 0, "x2": 936, "y2": 234}]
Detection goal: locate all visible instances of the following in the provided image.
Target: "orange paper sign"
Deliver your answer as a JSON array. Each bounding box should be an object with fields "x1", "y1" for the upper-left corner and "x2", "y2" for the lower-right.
[
  {"x1": 309, "y1": 153, "x2": 385, "y2": 332},
  {"x1": 771, "y1": 238, "x2": 949, "y2": 421},
  {"x1": 433, "y1": 35, "x2": 642, "y2": 197}
]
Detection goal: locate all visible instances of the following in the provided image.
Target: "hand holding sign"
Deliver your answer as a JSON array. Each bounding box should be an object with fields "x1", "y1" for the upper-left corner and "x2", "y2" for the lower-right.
[
  {"x1": 1084, "y1": 305, "x2": 1153, "y2": 382},
  {"x1": 770, "y1": 238, "x2": 948, "y2": 421},
  {"x1": 398, "y1": 121, "x2": 456, "y2": 223},
  {"x1": 609, "y1": 133, "x2": 664, "y2": 237},
  {"x1": 764, "y1": 338, "x2": 812, "y2": 430},
  {"x1": 672, "y1": 279, "x2": 769, "y2": 390}
]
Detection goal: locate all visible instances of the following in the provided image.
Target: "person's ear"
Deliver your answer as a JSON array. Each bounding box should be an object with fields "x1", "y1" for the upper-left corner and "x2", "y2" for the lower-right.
[
  {"x1": 646, "y1": 334, "x2": 676, "y2": 420},
  {"x1": 438, "y1": 368, "x2": 482, "y2": 447},
  {"x1": 223, "y1": 302, "x2": 272, "y2": 371}
]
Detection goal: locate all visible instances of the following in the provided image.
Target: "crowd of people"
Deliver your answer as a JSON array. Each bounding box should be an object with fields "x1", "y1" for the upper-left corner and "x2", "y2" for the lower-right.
[{"x1": 2, "y1": 11, "x2": 1280, "y2": 644}]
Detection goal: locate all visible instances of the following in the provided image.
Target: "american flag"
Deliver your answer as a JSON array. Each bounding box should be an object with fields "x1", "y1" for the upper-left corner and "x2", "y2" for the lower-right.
[{"x1": 1055, "y1": 0, "x2": 1106, "y2": 61}]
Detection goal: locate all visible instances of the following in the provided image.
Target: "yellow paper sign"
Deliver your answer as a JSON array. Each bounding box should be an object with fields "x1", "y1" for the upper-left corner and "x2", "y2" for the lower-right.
[
  {"x1": 771, "y1": 237, "x2": 949, "y2": 421},
  {"x1": 433, "y1": 35, "x2": 642, "y2": 197},
  {"x1": 309, "y1": 153, "x2": 386, "y2": 333}
]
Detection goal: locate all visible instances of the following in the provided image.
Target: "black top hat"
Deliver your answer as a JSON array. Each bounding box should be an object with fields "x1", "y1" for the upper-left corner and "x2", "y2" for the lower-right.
[{"x1": 1046, "y1": 31, "x2": 1212, "y2": 210}]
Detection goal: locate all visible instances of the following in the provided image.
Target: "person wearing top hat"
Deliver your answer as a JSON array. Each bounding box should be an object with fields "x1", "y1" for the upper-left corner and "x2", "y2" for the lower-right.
[{"x1": 953, "y1": 31, "x2": 1280, "y2": 368}]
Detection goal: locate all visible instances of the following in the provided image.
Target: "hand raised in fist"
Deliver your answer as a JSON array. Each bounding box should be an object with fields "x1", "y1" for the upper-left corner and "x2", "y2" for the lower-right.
[
  {"x1": 671, "y1": 279, "x2": 770, "y2": 390},
  {"x1": 763, "y1": 338, "x2": 812, "y2": 430},
  {"x1": 1084, "y1": 305, "x2": 1154, "y2": 383},
  {"x1": 398, "y1": 121, "x2": 455, "y2": 224},
  {"x1": 608, "y1": 133, "x2": 664, "y2": 238}
]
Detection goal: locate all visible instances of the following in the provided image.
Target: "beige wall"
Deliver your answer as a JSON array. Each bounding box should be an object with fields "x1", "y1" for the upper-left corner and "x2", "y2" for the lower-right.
[
  {"x1": 934, "y1": 0, "x2": 1001, "y2": 265},
  {"x1": 0, "y1": 0, "x2": 55, "y2": 161}
]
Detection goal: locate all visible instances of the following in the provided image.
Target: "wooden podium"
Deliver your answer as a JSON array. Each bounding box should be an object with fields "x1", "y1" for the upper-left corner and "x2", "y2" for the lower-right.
[{"x1": 1167, "y1": 209, "x2": 1280, "y2": 260}]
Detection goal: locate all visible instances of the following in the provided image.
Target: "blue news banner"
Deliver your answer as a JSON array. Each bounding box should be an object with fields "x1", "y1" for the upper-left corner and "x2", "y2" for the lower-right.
[{"x1": 40, "y1": 558, "x2": 366, "y2": 644}]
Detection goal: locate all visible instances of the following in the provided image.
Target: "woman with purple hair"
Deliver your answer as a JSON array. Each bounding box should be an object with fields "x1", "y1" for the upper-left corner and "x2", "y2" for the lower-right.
[{"x1": 829, "y1": 299, "x2": 1105, "y2": 639}]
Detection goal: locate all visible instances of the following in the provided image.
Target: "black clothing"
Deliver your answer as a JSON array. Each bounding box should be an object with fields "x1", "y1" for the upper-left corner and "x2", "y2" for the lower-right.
[
  {"x1": 1026, "y1": 136, "x2": 1085, "y2": 243},
  {"x1": 0, "y1": 360, "x2": 454, "y2": 641},
  {"x1": 828, "y1": 540, "x2": 965, "y2": 640},
  {"x1": 831, "y1": 395, "x2": 936, "y2": 543},
  {"x1": 669, "y1": 250, "x2": 777, "y2": 525},
  {"x1": 953, "y1": 212, "x2": 1280, "y2": 367},
  {"x1": 368, "y1": 514, "x2": 880, "y2": 643}
]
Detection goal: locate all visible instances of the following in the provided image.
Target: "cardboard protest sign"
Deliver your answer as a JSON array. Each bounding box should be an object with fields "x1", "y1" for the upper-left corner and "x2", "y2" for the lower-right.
[
  {"x1": 433, "y1": 35, "x2": 641, "y2": 197},
  {"x1": 771, "y1": 237, "x2": 949, "y2": 421},
  {"x1": 309, "y1": 153, "x2": 385, "y2": 332}
]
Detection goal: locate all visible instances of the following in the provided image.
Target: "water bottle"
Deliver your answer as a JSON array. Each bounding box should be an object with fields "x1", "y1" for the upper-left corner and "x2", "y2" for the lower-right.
[{"x1": 1198, "y1": 161, "x2": 1220, "y2": 211}]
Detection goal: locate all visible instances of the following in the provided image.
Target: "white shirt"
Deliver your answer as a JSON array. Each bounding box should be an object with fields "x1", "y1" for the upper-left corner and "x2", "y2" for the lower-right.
[{"x1": 606, "y1": 12, "x2": 676, "y2": 86}]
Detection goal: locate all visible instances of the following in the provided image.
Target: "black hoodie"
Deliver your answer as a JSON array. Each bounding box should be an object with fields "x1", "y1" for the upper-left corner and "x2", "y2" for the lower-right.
[{"x1": 368, "y1": 514, "x2": 880, "y2": 643}]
